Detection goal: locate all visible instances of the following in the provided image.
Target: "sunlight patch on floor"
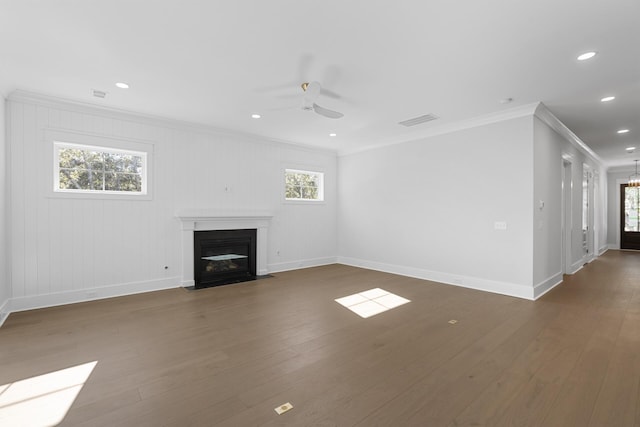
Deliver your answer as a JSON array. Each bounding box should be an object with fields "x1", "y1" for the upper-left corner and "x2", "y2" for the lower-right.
[
  {"x1": 0, "y1": 360, "x2": 97, "y2": 426},
  {"x1": 335, "y1": 288, "x2": 410, "y2": 318}
]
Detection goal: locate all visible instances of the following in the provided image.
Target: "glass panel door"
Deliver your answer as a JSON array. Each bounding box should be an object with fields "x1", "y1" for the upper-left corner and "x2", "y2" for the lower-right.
[
  {"x1": 624, "y1": 186, "x2": 640, "y2": 231},
  {"x1": 620, "y1": 184, "x2": 640, "y2": 249}
]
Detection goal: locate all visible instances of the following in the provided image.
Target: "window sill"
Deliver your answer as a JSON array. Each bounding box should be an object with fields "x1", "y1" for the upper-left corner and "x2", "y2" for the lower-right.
[
  {"x1": 48, "y1": 191, "x2": 153, "y2": 201},
  {"x1": 283, "y1": 199, "x2": 326, "y2": 206}
]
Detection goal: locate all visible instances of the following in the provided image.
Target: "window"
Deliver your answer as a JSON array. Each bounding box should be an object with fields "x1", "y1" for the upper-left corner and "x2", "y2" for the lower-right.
[
  {"x1": 285, "y1": 169, "x2": 324, "y2": 201},
  {"x1": 624, "y1": 186, "x2": 640, "y2": 231},
  {"x1": 54, "y1": 142, "x2": 147, "y2": 195}
]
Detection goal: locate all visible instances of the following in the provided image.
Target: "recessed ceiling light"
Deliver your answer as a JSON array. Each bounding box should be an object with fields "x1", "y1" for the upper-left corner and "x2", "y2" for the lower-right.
[
  {"x1": 600, "y1": 96, "x2": 615, "y2": 102},
  {"x1": 626, "y1": 147, "x2": 636, "y2": 152},
  {"x1": 618, "y1": 129, "x2": 630, "y2": 134},
  {"x1": 329, "y1": 133, "x2": 337, "y2": 137},
  {"x1": 115, "y1": 82, "x2": 129, "y2": 89},
  {"x1": 577, "y1": 51, "x2": 597, "y2": 61},
  {"x1": 251, "y1": 114, "x2": 261, "y2": 119}
]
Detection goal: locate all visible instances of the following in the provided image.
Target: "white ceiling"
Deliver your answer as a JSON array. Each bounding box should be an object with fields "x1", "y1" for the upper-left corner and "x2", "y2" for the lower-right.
[{"x1": 1, "y1": 0, "x2": 638, "y2": 165}]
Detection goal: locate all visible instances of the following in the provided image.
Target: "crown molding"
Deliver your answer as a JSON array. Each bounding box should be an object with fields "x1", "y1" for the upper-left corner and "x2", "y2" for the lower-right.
[
  {"x1": 7, "y1": 90, "x2": 337, "y2": 157},
  {"x1": 533, "y1": 102, "x2": 604, "y2": 167},
  {"x1": 338, "y1": 103, "x2": 540, "y2": 157},
  {"x1": 7, "y1": 90, "x2": 605, "y2": 166},
  {"x1": 606, "y1": 164, "x2": 636, "y2": 174}
]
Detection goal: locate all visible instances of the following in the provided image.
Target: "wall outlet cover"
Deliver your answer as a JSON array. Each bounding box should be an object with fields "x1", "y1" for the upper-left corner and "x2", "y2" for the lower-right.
[{"x1": 275, "y1": 402, "x2": 293, "y2": 415}]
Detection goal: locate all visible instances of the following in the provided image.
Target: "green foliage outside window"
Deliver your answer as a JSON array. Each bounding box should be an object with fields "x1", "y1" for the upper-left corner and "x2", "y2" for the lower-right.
[
  {"x1": 58, "y1": 146, "x2": 144, "y2": 192},
  {"x1": 285, "y1": 170, "x2": 322, "y2": 200}
]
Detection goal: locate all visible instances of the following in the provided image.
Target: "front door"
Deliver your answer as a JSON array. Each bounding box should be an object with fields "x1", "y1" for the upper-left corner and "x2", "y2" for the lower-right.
[{"x1": 620, "y1": 184, "x2": 640, "y2": 250}]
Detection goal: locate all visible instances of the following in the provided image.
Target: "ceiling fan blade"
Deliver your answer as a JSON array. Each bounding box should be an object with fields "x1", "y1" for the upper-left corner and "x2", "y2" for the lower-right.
[
  {"x1": 313, "y1": 103, "x2": 344, "y2": 119},
  {"x1": 277, "y1": 93, "x2": 302, "y2": 100},
  {"x1": 320, "y1": 88, "x2": 341, "y2": 99}
]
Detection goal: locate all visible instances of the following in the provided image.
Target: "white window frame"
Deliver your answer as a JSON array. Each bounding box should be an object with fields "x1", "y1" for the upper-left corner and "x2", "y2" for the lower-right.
[
  {"x1": 284, "y1": 168, "x2": 325, "y2": 202},
  {"x1": 45, "y1": 129, "x2": 154, "y2": 200},
  {"x1": 54, "y1": 142, "x2": 148, "y2": 195}
]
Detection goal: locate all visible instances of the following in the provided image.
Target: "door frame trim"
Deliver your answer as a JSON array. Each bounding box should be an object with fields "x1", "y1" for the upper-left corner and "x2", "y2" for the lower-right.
[{"x1": 615, "y1": 178, "x2": 629, "y2": 249}]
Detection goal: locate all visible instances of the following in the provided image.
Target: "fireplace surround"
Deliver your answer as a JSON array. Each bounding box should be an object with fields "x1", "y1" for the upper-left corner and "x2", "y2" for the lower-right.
[{"x1": 176, "y1": 211, "x2": 272, "y2": 288}]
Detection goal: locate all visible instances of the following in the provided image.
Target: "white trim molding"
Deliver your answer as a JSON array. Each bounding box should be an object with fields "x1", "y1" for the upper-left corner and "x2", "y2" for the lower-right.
[
  {"x1": 8, "y1": 90, "x2": 336, "y2": 157},
  {"x1": 7, "y1": 277, "x2": 180, "y2": 317},
  {"x1": 533, "y1": 272, "x2": 563, "y2": 300},
  {"x1": 570, "y1": 259, "x2": 585, "y2": 275},
  {"x1": 269, "y1": 257, "x2": 337, "y2": 273},
  {"x1": 0, "y1": 298, "x2": 10, "y2": 327},
  {"x1": 176, "y1": 210, "x2": 273, "y2": 286},
  {"x1": 534, "y1": 103, "x2": 604, "y2": 166},
  {"x1": 337, "y1": 257, "x2": 535, "y2": 300},
  {"x1": 339, "y1": 103, "x2": 540, "y2": 157}
]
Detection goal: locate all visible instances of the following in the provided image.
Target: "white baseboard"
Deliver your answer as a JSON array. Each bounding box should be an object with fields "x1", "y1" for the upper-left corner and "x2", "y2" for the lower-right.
[
  {"x1": 533, "y1": 272, "x2": 563, "y2": 300},
  {"x1": 268, "y1": 257, "x2": 338, "y2": 274},
  {"x1": 607, "y1": 243, "x2": 619, "y2": 251},
  {"x1": 599, "y1": 245, "x2": 610, "y2": 255},
  {"x1": 8, "y1": 277, "x2": 181, "y2": 314},
  {"x1": 337, "y1": 257, "x2": 535, "y2": 300},
  {"x1": 569, "y1": 259, "x2": 585, "y2": 275},
  {"x1": 0, "y1": 297, "x2": 10, "y2": 328},
  {"x1": 180, "y1": 279, "x2": 195, "y2": 287}
]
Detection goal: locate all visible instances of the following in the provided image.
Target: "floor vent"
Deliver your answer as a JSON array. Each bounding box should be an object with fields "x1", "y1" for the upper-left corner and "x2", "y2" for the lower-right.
[{"x1": 398, "y1": 113, "x2": 439, "y2": 127}]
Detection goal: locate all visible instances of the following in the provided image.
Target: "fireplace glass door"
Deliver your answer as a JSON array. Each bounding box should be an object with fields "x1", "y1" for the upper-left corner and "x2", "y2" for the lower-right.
[{"x1": 194, "y1": 229, "x2": 257, "y2": 288}]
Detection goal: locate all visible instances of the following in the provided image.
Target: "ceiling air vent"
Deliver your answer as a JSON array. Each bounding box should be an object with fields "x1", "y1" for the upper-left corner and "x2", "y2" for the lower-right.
[
  {"x1": 398, "y1": 113, "x2": 439, "y2": 127},
  {"x1": 92, "y1": 89, "x2": 107, "y2": 98}
]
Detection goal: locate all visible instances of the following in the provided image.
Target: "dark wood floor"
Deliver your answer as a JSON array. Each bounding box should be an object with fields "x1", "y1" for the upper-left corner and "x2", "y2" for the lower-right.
[{"x1": 1, "y1": 250, "x2": 639, "y2": 426}]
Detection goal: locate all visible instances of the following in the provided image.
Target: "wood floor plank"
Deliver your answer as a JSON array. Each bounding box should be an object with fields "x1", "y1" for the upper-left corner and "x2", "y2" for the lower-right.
[{"x1": 1, "y1": 252, "x2": 639, "y2": 426}]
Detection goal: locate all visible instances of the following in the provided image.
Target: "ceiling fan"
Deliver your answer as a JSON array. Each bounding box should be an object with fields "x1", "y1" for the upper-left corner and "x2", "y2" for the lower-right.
[{"x1": 301, "y1": 81, "x2": 344, "y2": 119}]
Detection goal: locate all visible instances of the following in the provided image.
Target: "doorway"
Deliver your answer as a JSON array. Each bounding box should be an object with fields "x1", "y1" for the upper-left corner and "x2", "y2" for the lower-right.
[{"x1": 620, "y1": 184, "x2": 640, "y2": 250}]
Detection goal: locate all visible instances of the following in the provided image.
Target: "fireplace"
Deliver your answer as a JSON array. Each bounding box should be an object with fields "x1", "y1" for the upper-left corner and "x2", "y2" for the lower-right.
[
  {"x1": 194, "y1": 229, "x2": 257, "y2": 289},
  {"x1": 176, "y1": 210, "x2": 272, "y2": 288}
]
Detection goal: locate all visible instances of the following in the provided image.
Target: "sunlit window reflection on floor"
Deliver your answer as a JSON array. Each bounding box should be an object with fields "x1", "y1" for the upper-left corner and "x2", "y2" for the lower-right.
[
  {"x1": 335, "y1": 288, "x2": 410, "y2": 318},
  {"x1": 0, "y1": 360, "x2": 97, "y2": 427}
]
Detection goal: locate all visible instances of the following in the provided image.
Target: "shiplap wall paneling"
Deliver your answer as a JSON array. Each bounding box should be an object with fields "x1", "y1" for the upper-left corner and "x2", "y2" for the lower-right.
[
  {"x1": 7, "y1": 94, "x2": 338, "y2": 308},
  {"x1": 35, "y1": 106, "x2": 51, "y2": 295},
  {"x1": 10, "y1": 102, "x2": 26, "y2": 298}
]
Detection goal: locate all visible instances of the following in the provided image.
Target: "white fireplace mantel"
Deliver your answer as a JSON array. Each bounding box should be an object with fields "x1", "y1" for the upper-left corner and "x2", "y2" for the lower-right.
[{"x1": 176, "y1": 210, "x2": 273, "y2": 286}]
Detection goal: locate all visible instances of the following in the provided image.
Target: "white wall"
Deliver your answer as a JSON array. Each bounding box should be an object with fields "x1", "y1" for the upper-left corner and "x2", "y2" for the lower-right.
[
  {"x1": 531, "y1": 116, "x2": 606, "y2": 296},
  {"x1": 532, "y1": 117, "x2": 563, "y2": 295},
  {"x1": 338, "y1": 116, "x2": 535, "y2": 299},
  {"x1": 6, "y1": 92, "x2": 337, "y2": 313},
  {"x1": 0, "y1": 96, "x2": 10, "y2": 324}
]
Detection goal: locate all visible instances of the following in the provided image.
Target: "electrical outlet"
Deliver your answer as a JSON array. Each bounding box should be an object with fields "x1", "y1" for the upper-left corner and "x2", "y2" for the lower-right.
[{"x1": 275, "y1": 402, "x2": 293, "y2": 415}]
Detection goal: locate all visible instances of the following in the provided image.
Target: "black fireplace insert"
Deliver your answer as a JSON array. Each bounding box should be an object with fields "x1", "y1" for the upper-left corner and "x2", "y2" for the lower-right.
[{"x1": 194, "y1": 229, "x2": 257, "y2": 289}]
